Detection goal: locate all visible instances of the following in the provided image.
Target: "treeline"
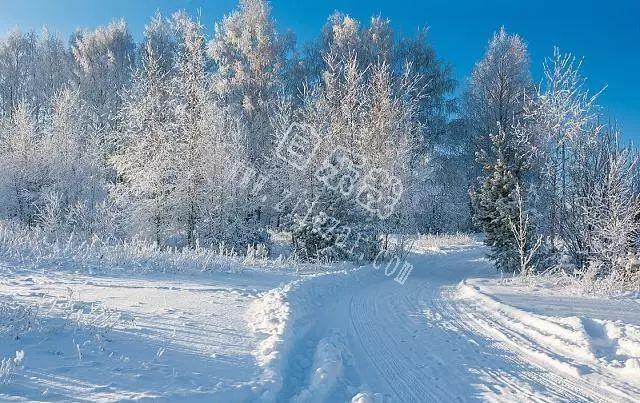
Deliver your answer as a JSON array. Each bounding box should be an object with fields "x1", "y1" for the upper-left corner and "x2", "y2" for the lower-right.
[
  {"x1": 468, "y1": 30, "x2": 639, "y2": 282},
  {"x1": 0, "y1": 1, "x2": 467, "y2": 260},
  {"x1": 0, "y1": 0, "x2": 637, "y2": 275}
]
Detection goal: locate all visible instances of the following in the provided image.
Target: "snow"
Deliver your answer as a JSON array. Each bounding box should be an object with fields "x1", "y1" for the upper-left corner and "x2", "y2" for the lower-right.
[
  {"x1": 291, "y1": 331, "x2": 347, "y2": 403},
  {"x1": 0, "y1": 350, "x2": 24, "y2": 384},
  {"x1": 1, "y1": 237, "x2": 640, "y2": 401},
  {"x1": 456, "y1": 278, "x2": 640, "y2": 397},
  {"x1": 246, "y1": 267, "x2": 371, "y2": 401},
  {"x1": 0, "y1": 265, "x2": 293, "y2": 401},
  {"x1": 0, "y1": 2, "x2": 635, "y2": 401}
]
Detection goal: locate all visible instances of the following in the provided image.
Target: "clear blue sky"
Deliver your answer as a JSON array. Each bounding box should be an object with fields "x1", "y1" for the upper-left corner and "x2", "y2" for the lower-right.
[{"x1": 1, "y1": 0, "x2": 638, "y2": 141}]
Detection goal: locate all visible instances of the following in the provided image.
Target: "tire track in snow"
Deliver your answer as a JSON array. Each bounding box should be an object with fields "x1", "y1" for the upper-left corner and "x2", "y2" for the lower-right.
[
  {"x1": 346, "y1": 268, "x2": 562, "y2": 401},
  {"x1": 283, "y1": 244, "x2": 631, "y2": 402},
  {"x1": 436, "y1": 289, "x2": 607, "y2": 402}
]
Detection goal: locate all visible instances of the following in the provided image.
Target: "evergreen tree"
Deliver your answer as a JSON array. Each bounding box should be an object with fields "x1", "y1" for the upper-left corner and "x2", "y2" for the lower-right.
[{"x1": 472, "y1": 128, "x2": 521, "y2": 272}]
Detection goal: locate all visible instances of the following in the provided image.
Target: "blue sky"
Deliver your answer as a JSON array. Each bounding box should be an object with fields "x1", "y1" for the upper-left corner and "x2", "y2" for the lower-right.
[{"x1": 1, "y1": 0, "x2": 638, "y2": 141}]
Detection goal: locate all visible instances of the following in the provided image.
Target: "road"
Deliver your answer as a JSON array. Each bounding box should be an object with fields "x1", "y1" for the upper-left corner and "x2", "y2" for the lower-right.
[{"x1": 280, "y1": 244, "x2": 632, "y2": 402}]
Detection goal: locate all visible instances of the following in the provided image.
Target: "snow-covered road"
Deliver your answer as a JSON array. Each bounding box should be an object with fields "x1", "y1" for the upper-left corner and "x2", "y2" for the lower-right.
[{"x1": 276, "y1": 244, "x2": 640, "y2": 402}]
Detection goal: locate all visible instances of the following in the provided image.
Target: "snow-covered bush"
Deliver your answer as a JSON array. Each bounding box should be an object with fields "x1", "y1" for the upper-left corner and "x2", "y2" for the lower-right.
[
  {"x1": 291, "y1": 210, "x2": 378, "y2": 262},
  {"x1": 584, "y1": 148, "x2": 640, "y2": 279},
  {"x1": 407, "y1": 233, "x2": 477, "y2": 251},
  {"x1": 57, "y1": 288, "x2": 135, "y2": 349}
]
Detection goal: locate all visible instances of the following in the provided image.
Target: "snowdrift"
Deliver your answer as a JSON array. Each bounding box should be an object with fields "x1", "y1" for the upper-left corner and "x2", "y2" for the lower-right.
[
  {"x1": 457, "y1": 280, "x2": 640, "y2": 399},
  {"x1": 246, "y1": 265, "x2": 372, "y2": 401}
]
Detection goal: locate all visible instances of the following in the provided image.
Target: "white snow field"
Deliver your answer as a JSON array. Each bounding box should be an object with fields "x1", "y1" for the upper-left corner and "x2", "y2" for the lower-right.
[{"x1": 1, "y1": 238, "x2": 640, "y2": 402}]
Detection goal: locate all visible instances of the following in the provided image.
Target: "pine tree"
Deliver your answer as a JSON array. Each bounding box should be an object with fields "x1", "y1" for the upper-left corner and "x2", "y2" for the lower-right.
[
  {"x1": 472, "y1": 129, "x2": 517, "y2": 271},
  {"x1": 472, "y1": 127, "x2": 536, "y2": 272}
]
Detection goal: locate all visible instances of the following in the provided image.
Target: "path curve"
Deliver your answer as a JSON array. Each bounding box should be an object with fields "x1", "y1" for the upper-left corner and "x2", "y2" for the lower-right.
[{"x1": 280, "y1": 244, "x2": 634, "y2": 402}]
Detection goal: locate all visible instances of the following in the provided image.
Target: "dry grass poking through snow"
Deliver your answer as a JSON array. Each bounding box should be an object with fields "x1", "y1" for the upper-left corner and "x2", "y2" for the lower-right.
[
  {"x1": 0, "y1": 220, "x2": 302, "y2": 275},
  {"x1": 503, "y1": 267, "x2": 640, "y2": 298}
]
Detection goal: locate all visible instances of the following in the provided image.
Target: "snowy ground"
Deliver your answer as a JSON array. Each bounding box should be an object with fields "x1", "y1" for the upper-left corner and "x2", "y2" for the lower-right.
[
  {"x1": 0, "y1": 265, "x2": 296, "y2": 401},
  {"x1": 1, "y1": 239, "x2": 639, "y2": 402}
]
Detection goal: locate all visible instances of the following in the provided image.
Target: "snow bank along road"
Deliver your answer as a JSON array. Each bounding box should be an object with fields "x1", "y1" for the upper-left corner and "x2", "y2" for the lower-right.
[{"x1": 1, "y1": 241, "x2": 639, "y2": 401}]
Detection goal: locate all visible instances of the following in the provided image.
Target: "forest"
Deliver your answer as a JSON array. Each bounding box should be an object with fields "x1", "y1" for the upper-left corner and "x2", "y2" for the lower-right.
[{"x1": 0, "y1": 0, "x2": 637, "y2": 284}]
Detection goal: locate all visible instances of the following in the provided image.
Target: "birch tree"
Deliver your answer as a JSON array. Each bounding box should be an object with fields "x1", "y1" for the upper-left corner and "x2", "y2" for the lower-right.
[
  {"x1": 111, "y1": 42, "x2": 177, "y2": 246},
  {"x1": 42, "y1": 89, "x2": 103, "y2": 230},
  {"x1": 0, "y1": 102, "x2": 44, "y2": 225},
  {"x1": 172, "y1": 12, "x2": 209, "y2": 248},
  {"x1": 465, "y1": 27, "x2": 531, "y2": 167}
]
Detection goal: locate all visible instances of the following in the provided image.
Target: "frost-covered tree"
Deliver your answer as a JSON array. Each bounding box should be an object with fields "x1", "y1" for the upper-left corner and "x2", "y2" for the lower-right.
[
  {"x1": 558, "y1": 127, "x2": 640, "y2": 279},
  {"x1": 586, "y1": 145, "x2": 640, "y2": 279},
  {"x1": 0, "y1": 28, "x2": 74, "y2": 124},
  {"x1": 300, "y1": 13, "x2": 391, "y2": 85},
  {"x1": 522, "y1": 49, "x2": 601, "y2": 256},
  {"x1": 111, "y1": 41, "x2": 177, "y2": 246},
  {"x1": 0, "y1": 103, "x2": 45, "y2": 225},
  {"x1": 301, "y1": 15, "x2": 463, "y2": 233},
  {"x1": 360, "y1": 61, "x2": 423, "y2": 237},
  {"x1": 72, "y1": 19, "x2": 135, "y2": 173},
  {"x1": 363, "y1": 16, "x2": 394, "y2": 65},
  {"x1": 323, "y1": 13, "x2": 362, "y2": 56},
  {"x1": 274, "y1": 47, "x2": 424, "y2": 260},
  {"x1": 42, "y1": 89, "x2": 103, "y2": 221},
  {"x1": 465, "y1": 27, "x2": 531, "y2": 167},
  {"x1": 199, "y1": 101, "x2": 269, "y2": 251},
  {"x1": 0, "y1": 31, "x2": 37, "y2": 119},
  {"x1": 72, "y1": 20, "x2": 135, "y2": 119},
  {"x1": 207, "y1": 0, "x2": 293, "y2": 233},
  {"x1": 141, "y1": 12, "x2": 177, "y2": 75},
  {"x1": 33, "y1": 30, "x2": 74, "y2": 120},
  {"x1": 171, "y1": 12, "x2": 209, "y2": 248},
  {"x1": 207, "y1": 0, "x2": 289, "y2": 168}
]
